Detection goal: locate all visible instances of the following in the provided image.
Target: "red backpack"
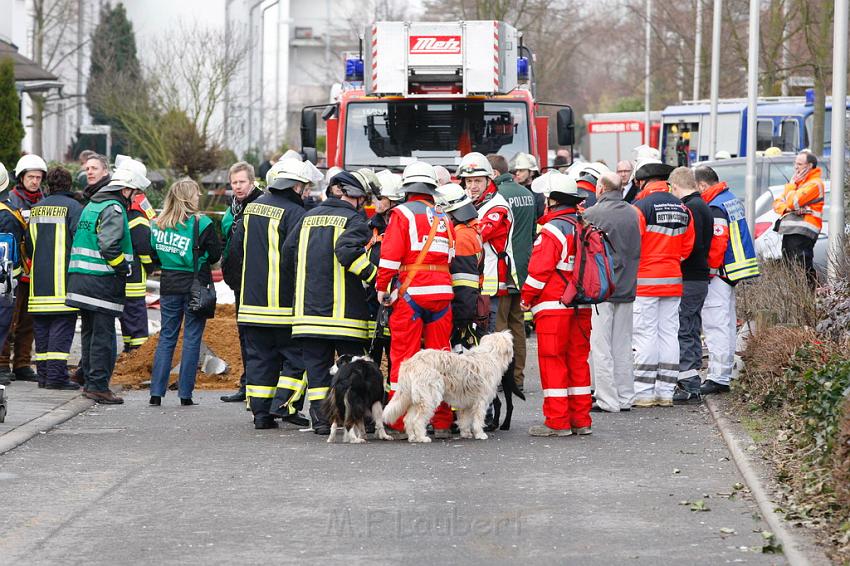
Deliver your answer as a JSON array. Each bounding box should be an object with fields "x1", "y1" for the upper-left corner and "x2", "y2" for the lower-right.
[{"x1": 558, "y1": 215, "x2": 616, "y2": 306}]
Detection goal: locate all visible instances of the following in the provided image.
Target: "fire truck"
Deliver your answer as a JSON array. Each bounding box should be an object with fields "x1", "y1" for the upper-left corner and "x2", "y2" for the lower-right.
[{"x1": 299, "y1": 21, "x2": 574, "y2": 173}]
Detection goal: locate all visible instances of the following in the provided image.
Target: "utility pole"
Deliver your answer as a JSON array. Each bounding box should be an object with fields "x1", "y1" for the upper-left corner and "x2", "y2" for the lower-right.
[
  {"x1": 744, "y1": 0, "x2": 759, "y2": 233},
  {"x1": 693, "y1": 0, "x2": 703, "y2": 100},
  {"x1": 644, "y1": 0, "x2": 652, "y2": 144},
  {"x1": 708, "y1": 0, "x2": 722, "y2": 159},
  {"x1": 76, "y1": 0, "x2": 84, "y2": 132},
  {"x1": 828, "y1": 0, "x2": 848, "y2": 282}
]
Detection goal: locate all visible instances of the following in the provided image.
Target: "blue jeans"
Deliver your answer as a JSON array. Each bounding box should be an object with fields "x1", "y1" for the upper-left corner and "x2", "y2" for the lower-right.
[{"x1": 150, "y1": 294, "x2": 207, "y2": 399}]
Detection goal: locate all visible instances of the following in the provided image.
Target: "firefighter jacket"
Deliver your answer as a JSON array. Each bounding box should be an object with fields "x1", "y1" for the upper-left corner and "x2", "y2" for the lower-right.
[
  {"x1": 289, "y1": 198, "x2": 376, "y2": 340},
  {"x1": 494, "y1": 173, "x2": 535, "y2": 287},
  {"x1": 773, "y1": 167, "x2": 825, "y2": 240},
  {"x1": 26, "y1": 192, "x2": 83, "y2": 314},
  {"x1": 221, "y1": 187, "x2": 263, "y2": 292},
  {"x1": 150, "y1": 215, "x2": 222, "y2": 296},
  {"x1": 680, "y1": 192, "x2": 713, "y2": 281},
  {"x1": 633, "y1": 181, "x2": 695, "y2": 297},
  {"x1": 65, "y1": 192, "x2": 133, "y2": 315},
  {"x1": 521, "y1": 206, "x2": 584, "y2": 318},
  {"x1": 0, "y1": 185, "x2": 43, "y2": 282},
  {"x1": 702, "y1": 182, "x2": 759, "y2": 283},
  {"x1": 475, "y1": 183, "x2": 517, "y2": 297},
  {"x1": 126, "y1": 195, "x2": 155, "y2": 298},
  {"x1": 376, "y1": 194, "x2": 455, "y2": 304},
  {"x1": 234, "y1": 188, "x2": 305, "y2": 327},
  {"x1": 0, "y1": 200, "x2": 26, "y2": 280},
  {"x1": 450, "y1": 220, "x2": 482, "y2": 327}
]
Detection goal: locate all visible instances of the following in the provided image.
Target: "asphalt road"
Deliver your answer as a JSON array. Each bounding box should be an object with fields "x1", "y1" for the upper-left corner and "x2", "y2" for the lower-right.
[{"x1": 0, "y1": 346, "x2": 785, "y2": 565}]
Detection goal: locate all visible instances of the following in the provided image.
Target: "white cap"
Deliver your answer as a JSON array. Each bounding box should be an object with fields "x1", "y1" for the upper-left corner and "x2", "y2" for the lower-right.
[
  {"x1": 106, "y1": 155, "x2": 150, "y2": 191},
  {"x1": 14, "y1": 154, "x2": 48, "y2": 177}
]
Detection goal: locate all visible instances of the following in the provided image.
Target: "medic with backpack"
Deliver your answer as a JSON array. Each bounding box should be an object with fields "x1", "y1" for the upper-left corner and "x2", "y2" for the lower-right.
[{"x1": 521, "y1": 171, "x2": 616, "y2": 437}]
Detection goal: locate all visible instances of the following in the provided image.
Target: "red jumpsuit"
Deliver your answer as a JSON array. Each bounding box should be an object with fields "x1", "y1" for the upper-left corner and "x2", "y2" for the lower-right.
[
  {"x1": 521, "y1": 206, "x2": 592, "y2": 430},
  {"x1": 377, "y1": 194, "x2": 455, "y2": 430},
  {"x1": 476, "y1": 184, "x2": 513, "y2": 297}
]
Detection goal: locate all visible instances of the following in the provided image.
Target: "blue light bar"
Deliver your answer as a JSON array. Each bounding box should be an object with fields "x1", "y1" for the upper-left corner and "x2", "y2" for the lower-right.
[
  {"x1": 517, "y1": 57, "x2": 529, "y2": 81},
  {"x1": 805, "y1": 88, "x2": 814, "y2": 106},
  {"x1": 345, "y1": 58, "x2": 364, "y2": 82}
]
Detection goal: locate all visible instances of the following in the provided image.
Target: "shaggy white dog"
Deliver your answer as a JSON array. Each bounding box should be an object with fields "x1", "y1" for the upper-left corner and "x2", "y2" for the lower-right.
[{"x1": 382, "y1": 330, "x2": 514, "y2": 443}]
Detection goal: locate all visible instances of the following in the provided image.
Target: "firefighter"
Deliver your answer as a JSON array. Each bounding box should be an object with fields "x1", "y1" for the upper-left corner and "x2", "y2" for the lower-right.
[
  {"x1": 66, "y1": 155, "x2": 149, "y2": 404},
  {"x1": 119, "y1": 193, "x2": 155, "y2": 352},
  {"x1": 0, "y1": 162, "x2": 17, "y2": 387},
  {"x1": 695, "y1": 166, "x2": 760, "y2": 395},
  {"x1": 234, "y1": 158, "x2": 308, "y2": 429},
  {"x1": 458, "y1": 153, "x2": 517, "y2": 332},
  {"x1": 772, "y1": 150, "x2": 824, "y2": 288},
  {"x1": 521, "y1": 172, "x2": 594, "y2": 436},
  {"x1": 573, "y1": 162, "x2": 610, "y2": 209},
  {"x1": 367, "y1": 170, "x2": 403, "y2": 368},
  {"x1": 510, "y1": 152, "x2": 545, "y2": 218},
  {"x1": 220, "y1": 161, "x2": 264, "y2": 403},
  {"x1": 289, "y1": 170, "x2": 378, "y2": 435},
  {"x1": 631, "y1": 158, "x2": 695, "y2": 407},
  {"x1": 0, "y1": 154, "x2": 47, "y2": 384},
  {"x1": 434, "y1": 183, "x2": 482, "y2": 345},
  {"x1": 377, "y1": 162, "x2": 455, "y2": 440}
]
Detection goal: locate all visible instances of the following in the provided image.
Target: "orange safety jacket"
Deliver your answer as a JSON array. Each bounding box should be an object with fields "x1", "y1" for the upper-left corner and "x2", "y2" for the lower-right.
[{"x1": 773, "y1": 167, "x2": 825, "y2": 239}]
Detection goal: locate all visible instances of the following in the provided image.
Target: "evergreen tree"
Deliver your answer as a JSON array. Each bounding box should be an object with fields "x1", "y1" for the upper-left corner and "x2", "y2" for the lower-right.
[
  {"x1": 0, "y1": 57, "x2": 24, "y2": 167},
  {"x1": 86, "y1": 2, "x2": 144, "y2": 154}
]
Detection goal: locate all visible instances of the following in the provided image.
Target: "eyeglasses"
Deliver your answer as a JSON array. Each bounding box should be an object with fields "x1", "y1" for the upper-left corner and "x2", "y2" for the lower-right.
[{"x1": 616, "y1": 170, "x2": 632, "y2": 174}]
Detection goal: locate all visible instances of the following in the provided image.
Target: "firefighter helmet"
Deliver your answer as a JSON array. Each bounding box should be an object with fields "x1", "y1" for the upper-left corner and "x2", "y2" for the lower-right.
[
  {"x1": 531, "y1": 171, "x2": 589, "y2": 199},
  {"x1": 268, "y1": 158, "x2": 313, "y2": 190},
  {"x1": 576, "y1": 162, "x2": 610, "y2": 193},
  {"x1": 435, "y1": 183, "x2": 478, "y2": 223},
  {"x1": 0, "y1": 163, "x2": 8, "y2": 192},
  {"x1": 434, "y1": 165, "x2": 452, "y2": 185},
  {"x1": 509, "y1": 152, "x2": 539, "y2": 173},
  {"x1": 329, "y1": 170, "x2": 370, "y2": 198},
  {"x1": 14, "y1": 154, "x2": 48, "y2": 178},
  {"x1": 402, "y1": 161, "x2": 439, "y2": 194},
  {"x1": 105, "y1": 155, "x2": 150, "y2": 191},
  {"x1": 376, "y1": 169, "x2": 404, "y2": 201},
  {"x1": 456, "y1": 152, "x2": 493, "y2": 178},
  {"x1": 353, "y1": 168, "x2": 382, "y2": 198},
  {"x1": 633, "y1": 157, "x2": 675, "y2": 182}
]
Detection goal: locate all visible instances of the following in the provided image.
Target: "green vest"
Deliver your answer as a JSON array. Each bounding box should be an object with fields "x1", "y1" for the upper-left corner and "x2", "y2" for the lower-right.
[
  {"x1": 151, "y1": 215, "x2": 211, "y2": 272},
  {"x1": 69, "y1": 200, "x2": 133, "y2": 276}
]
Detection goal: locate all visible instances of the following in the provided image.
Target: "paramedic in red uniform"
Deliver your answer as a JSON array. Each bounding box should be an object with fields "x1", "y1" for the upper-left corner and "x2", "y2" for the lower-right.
[
  {"x1": 521, "y1": 172, "x2": 594, "y2": 437},
  {"x1": 376, "y1": 161, "x2": 456, "y2": 440}
]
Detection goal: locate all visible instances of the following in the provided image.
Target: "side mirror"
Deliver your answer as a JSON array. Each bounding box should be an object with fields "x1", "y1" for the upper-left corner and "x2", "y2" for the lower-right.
[
  {"x1": 556, "y1": 107, "x2": 575, "y2": 146},
  {"x1": 301, "y1": 109, "x2": 317, "y2": 151}
]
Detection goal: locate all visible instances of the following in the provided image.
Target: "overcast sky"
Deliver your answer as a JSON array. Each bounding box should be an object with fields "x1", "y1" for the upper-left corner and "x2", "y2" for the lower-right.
[{"x1": 123, "y1": 0, "x2": 225, "y2": 50}]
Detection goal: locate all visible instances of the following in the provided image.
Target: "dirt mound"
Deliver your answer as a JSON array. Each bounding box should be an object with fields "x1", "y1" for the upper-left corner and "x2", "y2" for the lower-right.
[{"x1": 112, "y1": 304, "x2": 242, "y2": 390}]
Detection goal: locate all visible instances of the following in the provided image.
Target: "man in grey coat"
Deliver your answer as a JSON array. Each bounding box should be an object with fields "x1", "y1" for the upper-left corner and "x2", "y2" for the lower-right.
[{"x1": 583, "y1": 172, "x2": 642, "y2": 412}]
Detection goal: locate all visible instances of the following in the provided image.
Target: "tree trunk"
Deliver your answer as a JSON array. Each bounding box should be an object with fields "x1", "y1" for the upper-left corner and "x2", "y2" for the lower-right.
[
  {"x1": 30, "y1": 93, "x2": 44, "y2": 157},
  {"x1": 810, "y1": 70, "x2": 826, "y2": 156}
]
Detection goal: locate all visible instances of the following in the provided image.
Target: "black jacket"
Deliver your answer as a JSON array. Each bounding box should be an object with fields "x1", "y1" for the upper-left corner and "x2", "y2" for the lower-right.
[
  {"x1": 680, "y1": 192, "x2": 713, "y2": 281},
  {"x1": 222, "y1": 187, "x2": 263, "y2": 293}
]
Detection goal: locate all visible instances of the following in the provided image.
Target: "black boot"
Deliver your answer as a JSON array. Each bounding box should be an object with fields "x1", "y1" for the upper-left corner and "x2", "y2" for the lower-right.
[
  {"x1": 310, "y1": 405, "x2": 330, "y2": 435},
  {"x1": 45, "y1": 381, "x2": 81, "y2": 391},
  {"x1": 282, "y1": 412, "x2": 310, "y2": 427},
  {"x1": 13, "y1": 366, "x2": 38, "y2": 382},
  {"x1": 220, "y1": 389, "x2": 246, "y2": 403}
]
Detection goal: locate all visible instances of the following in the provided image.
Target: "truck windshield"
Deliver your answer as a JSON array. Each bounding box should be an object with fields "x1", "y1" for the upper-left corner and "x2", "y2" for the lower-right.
[{"x1": 343, "y1": 100, "x2": 530, "y2": 169}]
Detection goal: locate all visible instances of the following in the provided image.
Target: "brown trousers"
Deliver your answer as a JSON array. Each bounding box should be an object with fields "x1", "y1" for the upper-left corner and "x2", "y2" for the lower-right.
[
  {"x1": 496, "y1": 293, "x2": 527, "y2": 387},
  {"x1": 0, "y1": 281, "x2": 34, "y2": 369}
]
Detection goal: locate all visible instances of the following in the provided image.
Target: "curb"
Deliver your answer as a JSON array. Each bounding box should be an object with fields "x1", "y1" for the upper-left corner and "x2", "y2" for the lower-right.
[
  {"x1": 705, "y1": 396, "x2": 825, "y2": 566},
  {"x1": 0, "y1": 394, "x2": 95, "y2": 455}
]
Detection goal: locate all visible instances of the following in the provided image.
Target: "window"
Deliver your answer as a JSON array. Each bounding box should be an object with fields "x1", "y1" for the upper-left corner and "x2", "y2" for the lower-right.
[
  {"x1": 779, "y1": 119, "x2": 799, "y2": 152},
  {"x1": 756, "y1": 120, "x2": 774, "y2": 151}
]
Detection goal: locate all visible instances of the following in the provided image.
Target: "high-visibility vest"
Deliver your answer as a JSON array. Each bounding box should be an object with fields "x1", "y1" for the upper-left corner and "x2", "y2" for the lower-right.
[
  {"x1": 68, "y1": 199, "x2": 133, "y2": 277},
  {"x1": 27, "y1": 194, "x2": 82, "y2": 313},
  {"x1": 708, "y1": 188, "x2": 759, "y2": 282},
  {"x1": 478, "y1": 193, "x2": 518, "y2": 296}
]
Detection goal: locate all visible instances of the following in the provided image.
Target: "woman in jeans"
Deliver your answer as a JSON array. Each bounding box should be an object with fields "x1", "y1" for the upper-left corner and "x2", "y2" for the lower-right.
[{"x1": 149, "y1": 179, "x2": 221, "y2": 406}]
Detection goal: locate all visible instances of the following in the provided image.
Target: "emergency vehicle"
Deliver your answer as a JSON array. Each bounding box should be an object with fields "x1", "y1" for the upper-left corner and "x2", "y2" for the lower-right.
[{"x1": 299, "y1": 21, "x2": 574, "y2": 173}]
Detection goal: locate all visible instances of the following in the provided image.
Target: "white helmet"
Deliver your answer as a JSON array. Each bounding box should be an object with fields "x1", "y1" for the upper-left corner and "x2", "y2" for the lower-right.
[
  {"x1": 106, "y1": 155, "x2": 150, "y2": 191},
  {"x1": 14, "y1": 154, "x2": 48, "y2": 178},
  {"x1": 376, "y1": 169, "x2": 404, "y2": 201},
  {"x1": 714, "y1": 150, "x2": 732, "y2": 160},
  {"x1": 456, "y1": 152, "x2": 493, "y2": 178},
  {"x1": 268, "y1": 158, "x2": 315, "y2": 190},
  {"x1": 531, "y1": 171, "x2": 588, "y2": 199},
  {"x1": 433, "y1": 165, "x2": 452, "y2": 186},
  {"x1": 281, "y1": 149, "x2": 302, "y2": 161},
  {"x1": 402, "y1": 161, "x2": 438, "y2": 194},
  {"x1": 0, "y1": 163, "x2": 8, "y2": 192},
  {"x1": 633, "y1": 144, "x2": 660, "y2": 161},
  {"x1": 575, "y1": 161, "x2": 610, "y2": 191},
  {"x1": 435, "y1": 183, "x2": 477, "y2": 223},
  {"x1": 510, "y1": 152, "x2": 539, "y2": 173}
]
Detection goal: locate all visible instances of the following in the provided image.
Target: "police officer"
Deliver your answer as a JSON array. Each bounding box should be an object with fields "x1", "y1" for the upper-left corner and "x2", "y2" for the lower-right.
[
  {"x1": 119, "y1": 192, "x2": 155, "y2": 352},
  {"x1": 233, "y1": 159, "x2": 308, "y2": 429},
  {"x1": 26, "y1": 167, "x2": 83, "y2": 389},
  {"x1": 289, "y1": 170, "x2": 377, "y2": 435},
  {"x1": 66, "y1": 155, "x2": 149, "y2": 404}
]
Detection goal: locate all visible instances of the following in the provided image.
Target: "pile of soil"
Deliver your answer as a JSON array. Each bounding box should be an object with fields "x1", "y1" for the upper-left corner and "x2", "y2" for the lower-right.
[{"x1": 112, "y1": 304, "x2": 242, "y2": 390}]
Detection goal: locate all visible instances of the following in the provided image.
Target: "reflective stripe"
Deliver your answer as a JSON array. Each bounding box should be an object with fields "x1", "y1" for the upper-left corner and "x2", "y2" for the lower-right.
[
  {"x1": 451, "y1": 273, "x2": 479, "y2": 282},
  {"x1": 121, "y1": 336, "x2": 148, "y2": 346},
  {"x1": 65, "y1": 292, "x2": 123, "y2": 312},
  {"x1": 530, "y1": 301, "x2": 591, "y2": 315},
  {"x1": 379, "y1": 258, "x2": 401, "y2": 270},
  {"x1": 128, "y1": 217, "x2": 150, "y2": 229},
  {"x1": 246, "y1": 385, "x2": 274, "y2": 399},
  {"x1": 637, "y1": 277, "x2": 682, "y2": 286},
  {"x1": 33, "y1": 352, "x2": 70, "y2": 361},
  {"x1": 542, "y1": 388, "x2": 569, "y2": 397},
  {"x1": 239, "y1": 305, "x2": 294, "y2": 317},
  {"x1": 349, "y1": 253, "x2": 372, "y2": 276},
  {"x1": 236, "y1": 314, "x2": 292, "y2": 326},
  {"x1": 679, "y1": 369, "x2": 699, "y2": 379},
  {"x1": 566, "y1": 386, "x2": 592, "y2": 395},
  {"x1": 292, "y1": 325, "x2": 368, "y2": 339},
  {"x1": 406, "y1": 285, "x2": 453, "y2": 295},
  {"x1": 69, "y1": 260, "x2": 113, "y2": 273},
  {"x1": 713, "y1": 217, "x2": 728, "y2": 226},
  {"x1": 542, "y1": 223, "x2": 566, "y2": 245},
  {"x1": 277, "y1": 375, "x2": 305, "y2": 391},
  {"x1": 452, "y1": 279, "x2": 479, "y2": 289},
  {"x1": 29, "y1": 216, "x2": 66, "y2": 224},
  {"x1": 555, "y1": 260, "x2": 574, "y2": 271},
  {"x1": 525, "y1": 276, "x2": 545, "y2": 290},
  {"x1": 646, "y1": 225, "x2": 688, "y2": 236},
  {"x1": 390, "y1": 382, "x2": 399, "y2": 391},
  {"x1": 70, "y1": 247, "x2": 102, "y2": 259},
  {"x1": 306, "y1": 387, "x2": 329, "y2": 401}
]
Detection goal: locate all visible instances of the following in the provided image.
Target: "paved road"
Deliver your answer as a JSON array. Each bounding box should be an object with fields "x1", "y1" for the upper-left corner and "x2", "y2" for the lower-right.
[{"x1": 0, "y1": 347, "x2": 784, "y2": 565}]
